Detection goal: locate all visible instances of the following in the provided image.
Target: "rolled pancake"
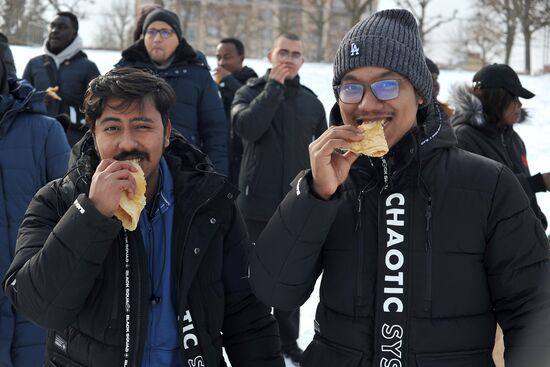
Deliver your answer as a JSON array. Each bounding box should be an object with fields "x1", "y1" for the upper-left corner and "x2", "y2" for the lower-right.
[
  {"x1": 114, "y1": 160, "x2": 146, "y2": 231},
  {"x1": 349, "y1": 121, "x2": 389, "y2": 157}
]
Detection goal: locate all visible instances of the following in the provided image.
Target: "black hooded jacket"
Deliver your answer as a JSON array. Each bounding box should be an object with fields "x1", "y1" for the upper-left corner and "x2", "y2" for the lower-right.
[
  {"x1": 217, "y1": 65, "x2": 258, "y2": 185},
  {"x1": 231, "y1": 71, "x2": 327, "y2": 222},
  {"x1": 249, "y1": 100, "x2": 550, "y2": 367},
  {"x1": 3, "y1": 131, "x2": 283, "y2": 367},
  {"x1": 450, "y1": 83, "x2": 548, "y2": 229}
]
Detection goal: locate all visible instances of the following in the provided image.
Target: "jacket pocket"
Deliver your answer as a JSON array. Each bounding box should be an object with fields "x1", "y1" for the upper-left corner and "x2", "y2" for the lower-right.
[
  {"x1": 301, "y1": 337, "x2": 363, "y2": 367},
  {"x1": 48, "y1": 352, "x2": 87, "y2": 367},
  {"x1": 416, "y1": 349, "x2": 494, "y2": 367}
]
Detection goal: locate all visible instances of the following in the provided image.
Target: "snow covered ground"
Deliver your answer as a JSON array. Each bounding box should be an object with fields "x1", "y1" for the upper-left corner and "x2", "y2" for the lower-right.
[{"x1": 10, "y1": 45, "x2": 550, "y2": 365}]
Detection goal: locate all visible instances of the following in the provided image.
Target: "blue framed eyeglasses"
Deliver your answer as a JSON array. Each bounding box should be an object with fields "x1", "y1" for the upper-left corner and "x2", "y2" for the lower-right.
[
  {"x1": 145, "y1": 28, "x2": 176, "y2": 39},
  {"x1": 334, "y1": 79, "x2": 404, "y2": 104}
]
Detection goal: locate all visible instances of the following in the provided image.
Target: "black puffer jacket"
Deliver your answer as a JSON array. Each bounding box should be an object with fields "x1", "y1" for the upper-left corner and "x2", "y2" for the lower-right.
[
  {"x1": 250, "y1": 101, "x2": 550, "y2": 367},
  {"x1": 231, "y1": 71, "x2": 327, "y2": 221},
  {"x1": 3, "y1": 132, "x2": 283, "y2": 367},
  {"x1": 218, "y1": 66, "x2": 258, "y2": 185},
  {"x1": 450, "y1": 83, "x2": 548, "y2": 229}
]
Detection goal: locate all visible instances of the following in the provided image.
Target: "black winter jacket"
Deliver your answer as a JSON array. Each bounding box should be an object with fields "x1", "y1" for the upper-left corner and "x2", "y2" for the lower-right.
[
  {"x1": 3, "y1": 132, "x2": 283, "y2": 367},
  {"x1": 218, "y1": 66, "x2": 258, "y2": 185},
  {"x1": 250, "y1": 101, "x2": 550, "y2": 367},
  {"x1": 23, "y1": 51, "x2": 100, "y2": 146},
  {"x1": 231, "y1": 71, "x2": 327, "y2": 222},
  {"x1": 117, "y1": 39, "x2": 229, "y2": 176},
  {"x1": 450, "y1": 83, "x2": 548, "y2": 229}
]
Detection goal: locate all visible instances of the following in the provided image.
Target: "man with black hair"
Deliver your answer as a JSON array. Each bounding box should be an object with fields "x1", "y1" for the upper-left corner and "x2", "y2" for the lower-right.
[
  {"x1": 3, "y1": 67, "x2": 283, "y2": 367},
  {"x1": 232, "y1": 32, "x2": 327, "y2": 365},
  {"x1": 249, "y1": 9, "x2": 550, "y2": 367},
  {"x1": 23, "y1": 11, "x2": 100, "y2": 146},
  {"x1": 425, "y1": 57, "x2": 453, "y2": 117},
  {"x1": 117, "y1": 8, "x2": 229, "y2": 176},
  {"x1": 215, "y1": 37, "x2": 257, "y2": 184},
  {"x1": 0, "y1": 56, "x2": 69, "y2": 367}
]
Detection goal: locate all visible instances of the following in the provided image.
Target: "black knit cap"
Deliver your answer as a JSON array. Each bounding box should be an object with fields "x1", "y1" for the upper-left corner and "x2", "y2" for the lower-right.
[
  {"x1": 142, "y1": 8, "x2": 182, "y2": 40},
  {"x1": 333, "y1": 9, "x2": 432, "y2": 102}
]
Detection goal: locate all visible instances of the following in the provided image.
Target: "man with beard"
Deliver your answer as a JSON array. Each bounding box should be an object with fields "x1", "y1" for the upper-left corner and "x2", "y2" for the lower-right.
[
  {"x1": 3, "y1": 68, "x2": 284, "y2": 367},
  {"x1": 23, "y1": 12, "x2": 100, "y2": 146},
  {"x1": 214, "y1": 38, "x2": 257, "y2": 184},
  {"x1": 117, "y1": 8, "x2": 229, "y2": 176},
  {"x1": 232, "y1": 32, "x2": 327, "y2": 365},
  {"x1": 249, "y1": 9, "x2": 550, "y2": 367},
  {"x1": 0, "y1": 56, "x2": 69, "y2": 367}
]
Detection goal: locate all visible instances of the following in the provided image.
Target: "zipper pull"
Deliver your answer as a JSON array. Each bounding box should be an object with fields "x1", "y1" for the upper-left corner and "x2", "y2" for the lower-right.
[{"x1": 425, "y1": 197, "x2": 432, "y2": 250}]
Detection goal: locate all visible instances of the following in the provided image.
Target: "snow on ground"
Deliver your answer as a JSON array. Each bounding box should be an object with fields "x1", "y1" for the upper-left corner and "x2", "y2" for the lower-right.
[{"x1": 10, "y1": 45, "x2": 550, "y2": 364}]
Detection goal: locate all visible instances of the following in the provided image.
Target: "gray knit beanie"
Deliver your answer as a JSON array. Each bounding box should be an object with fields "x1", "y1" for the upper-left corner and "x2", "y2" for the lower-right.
[
  {"x1": 142, "y1": 8, "x2": 183, "y2": 40},
  {"x1": 333, "y1": 9, "x2": 432, "y2": 102}
]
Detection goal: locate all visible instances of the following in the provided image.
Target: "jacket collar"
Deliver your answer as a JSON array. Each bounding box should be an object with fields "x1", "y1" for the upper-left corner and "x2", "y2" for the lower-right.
[
  {"x1": 0, "y1": 79, "x2": 48, "y2": 138},
  {"x1": 44, "y1": 35, "x2": 85, "y2": 68},
  {"x1": 119, "y1": 38, "x2": 197, "y2": 67}
]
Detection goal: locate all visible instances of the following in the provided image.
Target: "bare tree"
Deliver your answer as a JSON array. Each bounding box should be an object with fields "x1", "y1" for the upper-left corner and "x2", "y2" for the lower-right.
[
  {"x1": 46, "y1": 0, "x2": 95, "y2": 20},
  {"x1": 275, "y1": 0, "x2": 302, "y2": 34},
  {"x1": 468, "y1": 8, "x2": 503, "y2": 65},
  {"x1": 0, "y1": 0, "x2": 48, "y2": 44},
  {"x1": 479, "y1": 0, "x2": 517, "y2": 64},
  {"x1": 302, "y1": 0, "x2": 331, "y2": 61},
  {"x1": 394, "y1": 0, "x2": 458, "y2": 44},
  {"x1": 513, "y1": 0, "x2": 550, "y2": 74},
  {"x1": 341, "y1": 0, "x2": 376, "y2": 27},
  {"x1": 95, "y1": 0, "x2": 134, "y2": 50}
]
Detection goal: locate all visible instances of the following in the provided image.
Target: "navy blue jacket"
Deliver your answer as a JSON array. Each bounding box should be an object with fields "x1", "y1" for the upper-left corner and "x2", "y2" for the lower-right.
[
  {"x1": 116, "y1": 39, "x2": 229, "y2": 176},
  {"x1": 0, "y1": 79, "x2": 70, "y2": 367},
  {"x1": 22, "y1": 51, "x2": 100, "y2": 146}
]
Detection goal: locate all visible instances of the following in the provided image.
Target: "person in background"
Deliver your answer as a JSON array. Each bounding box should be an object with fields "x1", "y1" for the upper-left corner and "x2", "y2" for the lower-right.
[
  {"x1": 23, "y1": 11, "x2": 100, "y2": 146},
  {"x1": 425, "y1": 57, "x2": 454, "y2": 118},
  {"x1": 0, "y1": 33, "x2": 17, "y2": 79},
  {"x1": 214, "y1": 37, "x2": 257, "y2": 185},
  {"x1": 117, "y1": 8, "x2": 229, "y2": 176},
  {"x1": 451, "y1": 63, "x2": 549, "y2": 230},
  {"x1": 0, "y1": 57, "x2": 70, "y2": 367},
  {"x1": 3, "y1": 68, "x2": 284, "y2": 367},
  {"x1": 249, "y1": 9, "x2": 550, "y2": 367},
  {"x1": 232, "y1": 32, "x2": 327, "y2": 366}
]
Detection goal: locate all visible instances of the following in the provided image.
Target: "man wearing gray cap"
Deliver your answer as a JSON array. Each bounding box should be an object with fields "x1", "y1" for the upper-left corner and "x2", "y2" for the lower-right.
[{"x1": 249, "y1": 9, "x2": 550, "y2": 367}]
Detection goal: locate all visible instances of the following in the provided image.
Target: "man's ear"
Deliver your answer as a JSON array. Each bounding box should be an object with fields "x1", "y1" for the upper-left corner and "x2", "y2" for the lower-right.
[
  {"x1": 267, "y1": 51, "x2": 273, "y2": 63},
  {"x1": 164, "y1": 120, "x2": 172, "y2": 148}
]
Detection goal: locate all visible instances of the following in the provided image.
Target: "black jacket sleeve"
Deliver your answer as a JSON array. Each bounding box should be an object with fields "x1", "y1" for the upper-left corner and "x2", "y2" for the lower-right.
[
  {"x1": 3, "y1": 187, "x2": 121, "y2": 331},
  {"x1": 484, "y1": 166, "x2": 550, "y2": 366},
  {"x1": 249, "y1": 171, "x2": 341, "y2": 310},
  {"x1": 231, "y1": 79, "x2": 285, "y2": 142},
  {"x1": 221, "y1": 204, "x2": 284, "y2": 367}
]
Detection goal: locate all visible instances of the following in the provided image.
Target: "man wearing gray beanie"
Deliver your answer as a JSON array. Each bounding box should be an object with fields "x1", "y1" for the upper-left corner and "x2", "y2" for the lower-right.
[{"x1": 249, "y1": 8, "x2": 550, "y2": 367}]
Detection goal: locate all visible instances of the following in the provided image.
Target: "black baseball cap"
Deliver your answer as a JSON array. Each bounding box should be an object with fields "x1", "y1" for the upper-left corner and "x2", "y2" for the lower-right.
[{"x1": 473, "y1": 63, "x2": 535, "y2": 99}]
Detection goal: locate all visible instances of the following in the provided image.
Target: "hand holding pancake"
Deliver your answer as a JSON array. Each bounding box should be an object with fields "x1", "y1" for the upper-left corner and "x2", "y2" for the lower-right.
[
  {"x1": 89, "y1": 159, "x2": 145, "y2": 230},
  {"x1": 309, "y1": 125, "x2": 363, "y2": 200}
]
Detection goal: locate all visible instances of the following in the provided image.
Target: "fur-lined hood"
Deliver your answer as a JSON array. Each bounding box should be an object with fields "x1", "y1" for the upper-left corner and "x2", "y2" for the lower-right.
[{"x1": 449, "y1": 82, "x2": 528, "y2": 129}]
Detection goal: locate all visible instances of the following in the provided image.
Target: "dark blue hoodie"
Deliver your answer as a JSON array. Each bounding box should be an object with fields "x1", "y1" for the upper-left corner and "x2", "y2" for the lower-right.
[{"x1": 0, "y1": 77, "x2": 70, "y2": 367}]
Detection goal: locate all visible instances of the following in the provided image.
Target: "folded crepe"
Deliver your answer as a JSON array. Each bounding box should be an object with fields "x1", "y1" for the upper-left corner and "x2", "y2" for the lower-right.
[
  {"x1": 114, "y1": 160, "x2": 146, "y2": 231},
  {"x1": 349, "y1": 121, "x2": 389, "y2": 157}
]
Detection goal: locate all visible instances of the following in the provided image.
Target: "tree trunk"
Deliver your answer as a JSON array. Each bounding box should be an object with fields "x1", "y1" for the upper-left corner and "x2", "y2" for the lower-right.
[
  {"x1": 504, "y1": 25, "x2": 515, "y2": 64},
  {"x1": 524, "y1": 29, "x2": 531, "y2": 73}
]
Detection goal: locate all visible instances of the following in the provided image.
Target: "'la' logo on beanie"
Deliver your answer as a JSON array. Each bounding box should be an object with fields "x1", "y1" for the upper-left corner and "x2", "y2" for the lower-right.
[{"x1": 350, "y1": 43, "x2": 360, "y2": 56}]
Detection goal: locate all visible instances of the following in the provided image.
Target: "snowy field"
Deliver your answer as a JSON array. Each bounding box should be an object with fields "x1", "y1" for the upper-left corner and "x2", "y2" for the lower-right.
[{"x1": 10, "y1": 45, "x2": 550, "y2": 364}]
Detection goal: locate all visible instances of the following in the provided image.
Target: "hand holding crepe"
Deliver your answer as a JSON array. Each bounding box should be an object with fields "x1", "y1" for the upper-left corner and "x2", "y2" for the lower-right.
[
  {"x1": 114, "y1": 160, "x2": 147, "y2": 231},
  {"x1": 349, "y1": 121, "x2": 389, "y2": 157},
  {"x1": 46, "y1": 86, "x2": 62, "y2": 101}
]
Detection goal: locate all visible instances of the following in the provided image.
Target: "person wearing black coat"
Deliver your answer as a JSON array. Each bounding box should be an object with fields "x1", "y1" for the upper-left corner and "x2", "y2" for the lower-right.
[
  {"x1": 116, "y1": 8, "x2": 229, "y2": 176},
  {"x1": 232, "y1": 33, "x2": 326, "y2": 364},
  {"x1": 249, "y1": 10, "x2": 550, "y2": 367},
  {"x1": 23, "y1": 12, "x2": 100, "y2": 146},
  {"x1": 214, "y1": 38, "x2": 258, "y2": 185},
  {"x1": 450, "y1": 63, "x2": 549, "y2": 230},
  {"x1": 0, "y1": 33, "x2": 17, "y2": 79},
  {"x1": 3, "y1": 68, "x2": 284, "y2": 367}
]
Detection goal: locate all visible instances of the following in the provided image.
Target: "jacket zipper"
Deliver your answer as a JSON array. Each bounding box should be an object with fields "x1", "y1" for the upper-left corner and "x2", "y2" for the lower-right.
[{"x1": 423, "y1": 197, "x2": 433, "y2": 313}]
